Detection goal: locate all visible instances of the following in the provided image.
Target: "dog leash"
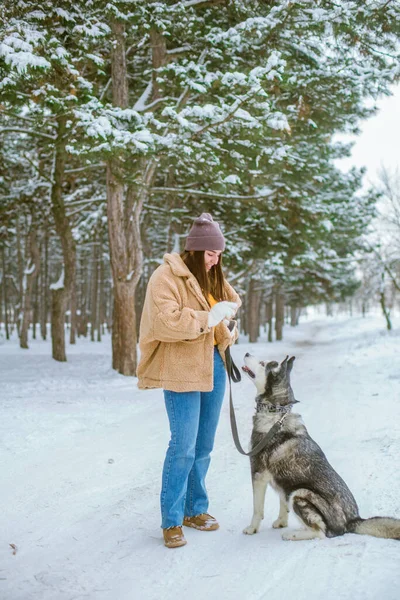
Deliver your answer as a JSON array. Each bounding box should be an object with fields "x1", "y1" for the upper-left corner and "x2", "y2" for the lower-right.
[{"x1": 225, "y1": 346, "x2": 288, "y2": 457}]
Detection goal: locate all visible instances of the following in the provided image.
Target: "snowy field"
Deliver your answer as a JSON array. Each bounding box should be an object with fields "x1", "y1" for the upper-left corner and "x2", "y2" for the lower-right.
[{"x1": 1, "y1": 315, "x2": 399, "y2": 600}]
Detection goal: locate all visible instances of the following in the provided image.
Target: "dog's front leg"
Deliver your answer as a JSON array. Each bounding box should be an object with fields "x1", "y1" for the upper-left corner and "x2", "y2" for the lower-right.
[
  {"x1": 273, "y1": 495, "x2": 289, "y2": 529},
  {"x1": 243, "y1": 472, "x2": 269, "y2": 535}
]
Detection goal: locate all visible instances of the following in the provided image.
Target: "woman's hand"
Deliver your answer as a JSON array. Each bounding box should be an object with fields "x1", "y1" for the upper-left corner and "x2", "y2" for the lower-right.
[
  {"x1": 223, "y1": 318, "x2": 236, "y2": 339},
  {"x1": 208, "y1": 301, "x2": 238, "y2": 327}
]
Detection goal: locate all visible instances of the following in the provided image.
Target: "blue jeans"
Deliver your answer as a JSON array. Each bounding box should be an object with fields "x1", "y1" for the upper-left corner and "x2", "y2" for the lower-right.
[{"x1": 160, "y1": 347, "x2": 226, "y2": 529}]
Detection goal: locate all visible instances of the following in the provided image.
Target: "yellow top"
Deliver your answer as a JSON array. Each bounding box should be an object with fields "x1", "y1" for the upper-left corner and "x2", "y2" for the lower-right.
[{"x1": 208, "y1": 293, "x2": 218, "y2": 345}]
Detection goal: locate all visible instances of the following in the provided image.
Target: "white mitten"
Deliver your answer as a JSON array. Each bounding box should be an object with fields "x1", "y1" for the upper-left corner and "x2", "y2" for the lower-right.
[{"x1": 208, "y1": 301, "x2": 238, "y2": 327}]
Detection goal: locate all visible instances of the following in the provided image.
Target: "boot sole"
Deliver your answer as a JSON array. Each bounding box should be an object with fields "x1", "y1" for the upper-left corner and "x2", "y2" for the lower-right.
[
  {"x1": 164, "y1": 539, "x2": 187, "y2": 548},
  {"x1": 183, "y1": 520, "x2": 219, "y2": 531}
]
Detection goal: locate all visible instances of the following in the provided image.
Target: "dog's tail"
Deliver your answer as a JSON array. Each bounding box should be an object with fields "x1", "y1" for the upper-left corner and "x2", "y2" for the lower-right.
[{"x1": 347, "y1": 516, "x2": 400, "y2": 540}]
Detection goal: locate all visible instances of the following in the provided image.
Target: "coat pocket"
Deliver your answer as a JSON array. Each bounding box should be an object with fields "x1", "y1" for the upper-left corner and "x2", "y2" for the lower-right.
[{"x1": 163, "y1": 336, "x2": 207, "y2": 382}]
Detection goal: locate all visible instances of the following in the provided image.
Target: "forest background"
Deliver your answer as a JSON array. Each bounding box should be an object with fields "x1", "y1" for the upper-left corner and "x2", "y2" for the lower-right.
[{"x1": 1, "y1": 0, "x2": 400, "y2": 376}]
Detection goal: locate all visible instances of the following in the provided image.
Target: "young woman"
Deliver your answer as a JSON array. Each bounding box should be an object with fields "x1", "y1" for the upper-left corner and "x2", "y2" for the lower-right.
[{"x1": 137, "y1": 213, "x2": 241, "y2": 548}]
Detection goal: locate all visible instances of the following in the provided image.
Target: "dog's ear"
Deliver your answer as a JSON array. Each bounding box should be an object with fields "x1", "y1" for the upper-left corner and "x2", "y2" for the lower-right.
[
  {"x1": 287, "y1": 356, "x2": 295, "y2": 373},
  {"x1": 279, "y1": 356, "x2": 289, "y2": 371}
]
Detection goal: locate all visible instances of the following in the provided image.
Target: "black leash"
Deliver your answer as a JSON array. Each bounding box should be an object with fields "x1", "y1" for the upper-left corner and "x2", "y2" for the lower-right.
[{"x1": 225, "y1": 346, "x2": 288, "y2": 457}]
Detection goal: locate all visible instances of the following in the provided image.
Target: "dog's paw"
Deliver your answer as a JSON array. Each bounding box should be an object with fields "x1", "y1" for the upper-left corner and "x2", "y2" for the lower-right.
[
  {"x1": 243, "y1": 525, "x2": 258, "y2": 535},
  {"x1": 282, "y1": 529, "x2": 324, "y2": 541},
  {"x1": 272, "y1": 518, "x2": 288, "y2": 529}
]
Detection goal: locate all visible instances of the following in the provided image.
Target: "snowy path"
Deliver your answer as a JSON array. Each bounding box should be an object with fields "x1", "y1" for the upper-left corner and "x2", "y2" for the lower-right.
[{"x1": 1, "y1": 316, "x2": 399, "y2": 600}]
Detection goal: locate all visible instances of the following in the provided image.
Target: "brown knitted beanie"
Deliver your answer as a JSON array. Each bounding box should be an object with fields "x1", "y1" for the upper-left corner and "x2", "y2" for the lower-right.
[{"x1": 184, "y1": 213, "x2": 225, "y2": 251}]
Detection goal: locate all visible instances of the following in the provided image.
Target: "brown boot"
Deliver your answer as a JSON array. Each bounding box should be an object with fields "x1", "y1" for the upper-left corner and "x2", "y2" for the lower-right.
[
  {"x1": 163, "y1": 526, "x2": 187, "y2": 548},
  {"x1": 183, "y1": 513, "x2": 219, "y2": 531}
]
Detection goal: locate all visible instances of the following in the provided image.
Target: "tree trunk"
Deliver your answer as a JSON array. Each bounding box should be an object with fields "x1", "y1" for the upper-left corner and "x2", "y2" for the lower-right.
[
  {"x1": 40, "y1": 227, "x2": 49, "y2": 340},
  {"x1": 50, "y1": 115, "x2": 76, "y2": 362},
  {"x1": 0, "y1": 265, "x2": 3, "y2": 335},
  {"x1": 2, "y1": 247, "x2": 10, "y2": 340},
  {"x1": 20, "y1": 224, "x2": 41, "y2": 349},
  {"x1": 380, "y1": 291, "x2": 392, "y2": 330},
  {"x1": 290, "y1": 305, "x2": 299, "y2": 327},
  {"x1": 275, "y1": 289, "x2": 285, "y2": 341},
  {"x1": 69, "y1": 275, "x2": 77, "y2": 344},
  {"x1": 16, "y1": 213, "x2": 24, "y2": 337},
  {"x1": 150, "y1": 28, "x2": 167, "y2": 101},
  {"x1": 241, "y1": 295, "x2": 248, "y2": 336},
  {"x1": 77, "y1": 254, "x2": 89, "y2": 338},
  {"x1": 164, "y1": 168, "x2": 185, "y2": 253},
  {"x1": 90, "y1": 235, "x2": 99, "y2": 342},
  {"x1": 6, "y1": 270, "x2": 18, "y2": 335},
  {"x1": 248, "y1": 278, "x2": 262, "y2": 343},
  {"x1": 51, "y1": 284, "x2": 67, "y2": 358},
  {"x1": 97, "y1": 235, "x2": 104, "y2": 342},
  {"x1": 107, "y1": 20, "x2": 157, "y2": 375},
  {"x1": 107, "y1": 164, "x2": 145, "y2": 374},
  {"x1": 361, "y1": 301, "x2": 366, "y2": 318},
  {"x1": 111, "y1": 282, "x2": 138, "y2": 372},
  {"x1": 265, "y1": 297, "x2": 273, "y2": 342},
  {"x1": 348, "y1": 300, "x2": 353, "y2": 316},
  {"x1": 379, "y1": 272, "x2": 392, "y2": 331},
  {"x1": 32, "y1": 273, "x2": 39, "y2": 339}
]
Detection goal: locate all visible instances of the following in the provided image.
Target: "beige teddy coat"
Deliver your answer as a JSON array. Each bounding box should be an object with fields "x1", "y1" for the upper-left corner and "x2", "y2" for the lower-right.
[{"x1": 137, "y1": 253, "x2": 241, "y2": 393}]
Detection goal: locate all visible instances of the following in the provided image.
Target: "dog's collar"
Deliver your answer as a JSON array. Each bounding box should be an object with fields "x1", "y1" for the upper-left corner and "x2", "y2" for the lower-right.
[{"x1": 255, "y1": 400, "x2": 296, "y2": 414}]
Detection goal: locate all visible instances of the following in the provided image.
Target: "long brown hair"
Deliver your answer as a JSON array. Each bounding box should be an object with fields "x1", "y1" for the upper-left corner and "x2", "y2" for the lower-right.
[{"x1": 180, "y1": 250, "x2": 226, "y2": 304}]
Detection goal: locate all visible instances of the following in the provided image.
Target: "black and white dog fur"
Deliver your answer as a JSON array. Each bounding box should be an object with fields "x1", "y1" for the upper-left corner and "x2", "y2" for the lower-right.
[{"x1": 242, "y1": 353, "x2": 400, "y2": 541}]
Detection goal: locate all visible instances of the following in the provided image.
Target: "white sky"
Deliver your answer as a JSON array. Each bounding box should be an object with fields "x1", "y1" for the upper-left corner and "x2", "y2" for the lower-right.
[{"x1": 336, "y1": 84, "x2": 400, "y2": 187}]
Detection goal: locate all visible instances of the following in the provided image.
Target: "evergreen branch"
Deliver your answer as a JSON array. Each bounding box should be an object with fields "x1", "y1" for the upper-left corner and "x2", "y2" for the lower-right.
[
  {"x1": 99, "y1": 78, "x2": 112, "y2": 102},
  {"x1": 171, "y1": 49, "x2": 207, "y2": 116},
  {"x1": 66, "y1": 198, "x2": 104, "y2": 217},
  {"x1": 0, "y1": 128, "x2": 56, "y2": 141},
  {"x1": 66, "y1": 202, "x2": 102, "y2": 217},
  {"x1": 166, "y1": 45, "x2": 192, "y2": 57},
  {"x1": 373, "y1": 0, "x2": 394, "y2": 13},
  {"x1": 23, "y1": 153, "x2": 54, "y2": 185},
  {"x1": 64, "y1": 164, "x2": 104, "y2": 174},
  {"x1": 191, "y1": 92, "x2": 255, "y2": 139},
  {"x1": 358, "y1": 42, "x2": 398, "y2": 60},
  {"x1": 150, "y1": 186, "x2": 275, "y2": 200},
  {"x1": 66, "y1": 197, "x2": 106, "y2": 207},
  {"x1": 2, "y1": 111, "x2": 55, "y2": 126},
  {"x1": 133, "y1": 80, "x2": 153, "y2": 111},
  {"x1": 135, "y1": 95, "x2": 176, "y2": 113},
  {"x1": 171, "y1": 0, "x2": 226, "y2": 8}
]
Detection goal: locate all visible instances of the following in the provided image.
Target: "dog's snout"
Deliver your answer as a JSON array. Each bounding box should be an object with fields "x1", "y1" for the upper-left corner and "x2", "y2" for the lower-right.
[{"x1": 245, "y1": 352, "x2": 250, "y2": 357}]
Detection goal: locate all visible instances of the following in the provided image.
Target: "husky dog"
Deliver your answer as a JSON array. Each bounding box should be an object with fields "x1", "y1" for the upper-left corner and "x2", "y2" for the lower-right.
[{"x1": 242, "y1": 353, "x2": 400, "y2": 541}]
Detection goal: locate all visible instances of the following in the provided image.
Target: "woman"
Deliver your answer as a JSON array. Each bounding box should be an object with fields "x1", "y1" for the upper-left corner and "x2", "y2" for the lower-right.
[{"x1": 137, "y1": 213, "x2": 241, "y2": 548}]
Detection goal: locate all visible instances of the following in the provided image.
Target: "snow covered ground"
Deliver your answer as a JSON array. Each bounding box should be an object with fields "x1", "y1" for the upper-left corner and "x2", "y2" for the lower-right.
[{"x1": 1, "y1": 315, "x2": 399, "y2": 600}]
